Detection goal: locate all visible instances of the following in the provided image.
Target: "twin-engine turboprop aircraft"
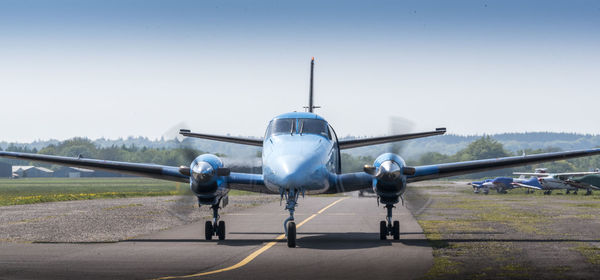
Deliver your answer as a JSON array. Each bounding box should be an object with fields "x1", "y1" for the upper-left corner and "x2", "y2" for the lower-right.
[{"x1": 2, "y1": 58, "x2": 600, "y2": 247}]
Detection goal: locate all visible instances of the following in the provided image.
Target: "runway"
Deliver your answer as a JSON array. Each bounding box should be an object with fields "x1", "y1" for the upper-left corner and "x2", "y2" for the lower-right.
[{"x1": 0, "y1": 196, "x2": 432, "y2": 280}]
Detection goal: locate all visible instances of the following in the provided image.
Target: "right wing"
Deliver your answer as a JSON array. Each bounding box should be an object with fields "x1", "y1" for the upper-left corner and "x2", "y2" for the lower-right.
[
  {"x1": 0, "y1": 151, "x2": 273, "y2": 193},
  {"x1": 0, "y1": 151, "x2": 188, "y2": 182}
]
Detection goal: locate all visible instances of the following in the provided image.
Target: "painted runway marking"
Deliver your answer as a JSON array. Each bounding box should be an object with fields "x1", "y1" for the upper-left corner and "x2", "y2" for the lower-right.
[{"x1": 152, "y1": 197, "x2": 348, "y2": 280}]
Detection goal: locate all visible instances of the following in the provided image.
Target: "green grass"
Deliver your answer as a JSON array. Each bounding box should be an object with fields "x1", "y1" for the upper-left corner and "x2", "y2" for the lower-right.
[
  {"x1": 572, "y1": 243, "x2": 600, "y2": 265},
  {"x1": 0, "y1": 178, "x2": 263, "y2": 206},
  {"x1": 0, "y1": 178, "x2": 181, "y2": 206}
]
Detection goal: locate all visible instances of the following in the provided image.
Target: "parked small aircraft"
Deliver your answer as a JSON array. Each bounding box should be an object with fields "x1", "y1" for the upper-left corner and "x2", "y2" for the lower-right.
[
  {"x1": 513, "y1": 171, "x2": 600, "y2": 195},
  {"x1": 469, "y1": 177, "x2": 541, "y2": 194},
  {"x1": 3, "y1": 58, "x2": 600, "y2": 247}
]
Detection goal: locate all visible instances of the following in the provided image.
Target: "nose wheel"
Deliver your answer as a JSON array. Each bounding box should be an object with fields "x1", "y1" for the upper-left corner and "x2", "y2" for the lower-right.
[
  {"x1": 380, "y1": 205, "x2": 400, "y2": 240},
  {"x1": 205, "y1": 204, "x2": 226, "y2": 241},
  {"x1": 287, "y1": 221, "x2": 296, "y2": 247},
  {"x1": 283, "y1": 188, "x2": 300, "y2": 248}
]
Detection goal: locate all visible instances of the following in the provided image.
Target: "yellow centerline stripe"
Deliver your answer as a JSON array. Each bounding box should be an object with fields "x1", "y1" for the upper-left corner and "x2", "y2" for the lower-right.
[{"x1": 152, "y1": 197, "x2": 348, "y2": 280}]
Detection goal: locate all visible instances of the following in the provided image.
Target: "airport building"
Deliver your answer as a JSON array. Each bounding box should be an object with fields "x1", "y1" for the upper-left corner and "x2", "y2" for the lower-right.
[
  {"x1": 53, "y1": 166, "x2": 126, "y2": 178},
  {"x1": 54, "y1": 167, "x2": 95, "y2": 178},
  {"x1": 12, "y1": 166, "x2": 54, "y2": 178},
  {"x1": 0, "y1": 162, "x2": 11, "y2": 178}
]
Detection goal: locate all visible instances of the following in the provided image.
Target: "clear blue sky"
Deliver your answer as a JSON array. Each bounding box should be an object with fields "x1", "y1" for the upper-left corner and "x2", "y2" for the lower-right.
[{"x1": 1, "y1": 0, "x2": 599, "y2": 142}]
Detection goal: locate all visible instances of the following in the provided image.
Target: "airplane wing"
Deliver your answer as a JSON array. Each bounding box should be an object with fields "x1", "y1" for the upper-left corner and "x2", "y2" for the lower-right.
[
  {"x1": 552, "y1": 172, "x2": 600, "y2": 176},
  {"x1": 513, "y1": 172, "x2": 551, "y2": 177},
  {"x1": 179, "y1": 130, "x2": 263, "y2": 146},
  {"x1": 338, "y1": 128, "x2": 446, "y2": 149},
  {"x1": 0, "y1": 151, "x2": 270, "y2": 193},
  {"x1": 510, "y1": 182, "x2": 543, "y2": 190},
  {"x1": 407, "y1": 148, "x2": 600, "y2": 182},
  {"x1": 513, "y1": 172, "x2": 599, "y2": 177},
  {"x1": 328, "y1": 148, "x2": 600, "y2": 193}
]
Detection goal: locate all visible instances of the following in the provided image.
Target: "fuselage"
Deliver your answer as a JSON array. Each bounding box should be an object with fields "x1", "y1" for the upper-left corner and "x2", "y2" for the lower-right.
[
  {"x1": 262, "y1": 112, "x2": 340, "y2": 194},
  {"x1": 540, "y1": 176, "x2": 578, "y2": 190}
]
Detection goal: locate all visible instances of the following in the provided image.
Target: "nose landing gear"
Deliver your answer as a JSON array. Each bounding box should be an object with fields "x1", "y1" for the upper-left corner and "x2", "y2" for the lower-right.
[
  {"x1": 205, "y1": 204, "x2": 226, "y2": 240},
  {"x1": 283, "y1": 188, "x2": 300, "y2": 248},
  {"x1": 380, "y1": 204, "x2": 400, "y2": 240}
]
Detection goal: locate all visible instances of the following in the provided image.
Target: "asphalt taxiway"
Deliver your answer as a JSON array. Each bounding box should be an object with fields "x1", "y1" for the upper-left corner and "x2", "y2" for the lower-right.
[{"x1": 0, "y1": 196, "x2": 432, "y2": 279}]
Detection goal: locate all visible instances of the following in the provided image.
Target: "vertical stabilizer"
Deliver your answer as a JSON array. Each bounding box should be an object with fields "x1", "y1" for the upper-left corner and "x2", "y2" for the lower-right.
[{"x1": 309, "y1": 57, "x2": 315, "y2": 113}]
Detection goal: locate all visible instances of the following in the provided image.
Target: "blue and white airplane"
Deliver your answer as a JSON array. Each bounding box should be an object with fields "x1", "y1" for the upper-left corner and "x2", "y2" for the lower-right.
[
  {"x1": 469, "y1": 177, "x2": 541, "y2": 194},
  {"x1": 2, "y1": 58, "x2": 600, "y2": 247}
]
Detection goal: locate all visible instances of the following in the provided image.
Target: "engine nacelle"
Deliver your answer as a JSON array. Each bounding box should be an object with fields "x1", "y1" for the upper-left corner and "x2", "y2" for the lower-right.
[
  {"x1": 371, "y1": 153, "x2": 408, "y2": 204},
  {"x1": 189, "y1": 154, "x2": 229, "y2": 205}
]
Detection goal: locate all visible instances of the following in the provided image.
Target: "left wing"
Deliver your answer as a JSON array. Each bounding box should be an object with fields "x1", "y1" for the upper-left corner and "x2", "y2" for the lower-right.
[
  {"x1": 513, "y1": 172, "x2": 599, "y2": 177},
  {"x1": 512, "y1": 172, "x2": 551, "y2": 177},
  {"x1": 330, "y1": 148, "x2": 600, "y2": 192},
  {"x1": 408, "y1": 148, "x2": 600, "y2": 182},
  {"x1": 0, "y1": 151, "x2": 270, "y2": 192}
]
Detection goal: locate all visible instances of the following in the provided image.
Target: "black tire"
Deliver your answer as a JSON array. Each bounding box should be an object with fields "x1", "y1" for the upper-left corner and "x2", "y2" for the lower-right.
[
  {"x1": 217, "y1": 221, "x2": 226, "y2": 240},
  {"x1": 393, "y1": 221, "x2": 400, "y2": 240},
  {"x1": 205, "y1": 221, "x2": 213, "y2": 240},
  {"x1": 379, "y1": 221, "x2": 387, "y2": 240},
  {"x1": 287, "y1": 222, "x2": 296, "y2": 248}
]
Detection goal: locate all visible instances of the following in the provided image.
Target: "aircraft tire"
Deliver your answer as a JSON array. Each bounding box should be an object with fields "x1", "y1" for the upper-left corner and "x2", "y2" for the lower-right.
[
  {"x1": 205, "y1": 221, "x2": 214, "y2": 240},
  {"x1": 379, "y1": 221, "x2": 387, "y2": 240},
  {"x1": 287, "y1": 222, "x2": 296, "y2": 248},
  {"x1": 217, "y1": 221, "x2": 226, "y2": 240},
  {"x1": 393, "y1": 221, "x2": 400, "y2": 240}
]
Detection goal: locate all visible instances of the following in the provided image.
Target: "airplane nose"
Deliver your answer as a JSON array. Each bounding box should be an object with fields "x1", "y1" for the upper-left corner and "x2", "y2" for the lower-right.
[{"x1": 267, "y1": 155, "x2": 325, "y2": 189}]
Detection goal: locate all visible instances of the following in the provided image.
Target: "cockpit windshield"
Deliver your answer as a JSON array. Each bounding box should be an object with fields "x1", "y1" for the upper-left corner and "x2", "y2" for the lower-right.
[
  {"x1": 269, "y1": 118, "x2": 295, "y2": 136},
  {"x1": 266, "y1": 118, "x2": 331, "y2": 139},
  {"x1": 299, "y1": 119, "x2": 329, "y2": 138}
]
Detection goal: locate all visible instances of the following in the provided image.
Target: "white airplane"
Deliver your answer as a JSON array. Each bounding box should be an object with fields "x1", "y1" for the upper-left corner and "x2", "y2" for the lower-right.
[{"x1": 513, "y1": 170, "x2": 600, "y2": 195}]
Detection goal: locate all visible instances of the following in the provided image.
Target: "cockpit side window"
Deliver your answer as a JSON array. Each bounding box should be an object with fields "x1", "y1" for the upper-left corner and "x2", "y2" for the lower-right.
[
  {"x1": 267, "y1": 118, "x2": 295, "y2": 137},
  {"x1": 300, "y1": 119, "x2": 330, "y2": 139}
]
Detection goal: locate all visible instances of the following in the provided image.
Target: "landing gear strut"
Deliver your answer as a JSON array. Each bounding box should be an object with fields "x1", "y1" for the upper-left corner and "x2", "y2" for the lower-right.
[
  {"x1": 380, "y1": 204, "x2": 400, "y2": 240},
  {"x1": 283, "y1": 189, "x2": 300, "y2": 248},
  {"x1": 205, "y1": 204, "x2": 226, "y2": 241}
]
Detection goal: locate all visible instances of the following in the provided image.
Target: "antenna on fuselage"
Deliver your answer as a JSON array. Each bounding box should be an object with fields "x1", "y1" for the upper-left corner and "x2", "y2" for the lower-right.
[{"x1": 304, "y1": 57, "x2": 320, "y2": 113}]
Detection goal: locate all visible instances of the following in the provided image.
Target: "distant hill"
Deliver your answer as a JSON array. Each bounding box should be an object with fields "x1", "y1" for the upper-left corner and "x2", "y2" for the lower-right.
[
  {"x1": 2, "y1": 132, "x2": 600, "y2": 160},
  {"x1": 342, "y1": 132, "x2": 600, "y2": 160}
]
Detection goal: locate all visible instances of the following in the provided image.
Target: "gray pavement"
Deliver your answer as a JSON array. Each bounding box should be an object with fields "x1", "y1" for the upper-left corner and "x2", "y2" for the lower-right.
[{"x1": 0, "y1": 196, "x2": 432, "y2": 280}]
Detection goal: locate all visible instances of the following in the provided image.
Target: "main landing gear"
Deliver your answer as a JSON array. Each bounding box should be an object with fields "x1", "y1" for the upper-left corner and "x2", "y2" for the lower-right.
[
  {"x1": 380, "y1": 204, "x2": 400, "y2": 240},
  {"x1": 283, "y1": 189, "x2": 300, "y2": 248},
  {"x1": 205, "y1": 204, "x2": 226, "y2": 241}
]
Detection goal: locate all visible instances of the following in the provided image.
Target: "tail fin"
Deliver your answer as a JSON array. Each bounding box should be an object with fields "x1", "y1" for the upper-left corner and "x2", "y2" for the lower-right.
[
  {"x1": 309, "y1": 57, "x2": 314, "y2": 112},
  {"x1": 306, "y1": 57, "x2": 320, "y2": 112}
]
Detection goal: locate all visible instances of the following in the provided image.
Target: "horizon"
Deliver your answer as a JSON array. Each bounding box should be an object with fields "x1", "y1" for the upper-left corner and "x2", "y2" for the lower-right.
[{"x1": 3, "y1": 131, "x2": 600, "y2": 146}]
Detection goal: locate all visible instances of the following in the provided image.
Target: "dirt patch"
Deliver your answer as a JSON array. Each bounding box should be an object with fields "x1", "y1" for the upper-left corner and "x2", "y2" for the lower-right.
[
  {"x1": 406, "y1": 181, "x2": 600, "y2": 279},
  {"x1": 0, "y1": 194, "x2": 277, "y2": 243}
]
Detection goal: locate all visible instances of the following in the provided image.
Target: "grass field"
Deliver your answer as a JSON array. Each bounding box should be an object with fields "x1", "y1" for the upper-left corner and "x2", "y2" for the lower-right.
[
  {"x1": 408, "y1": 181, "x2": 600, "y2": 279},
  {"x1": 0, "y1": 178, "x2": 254, "y2": 206}
]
